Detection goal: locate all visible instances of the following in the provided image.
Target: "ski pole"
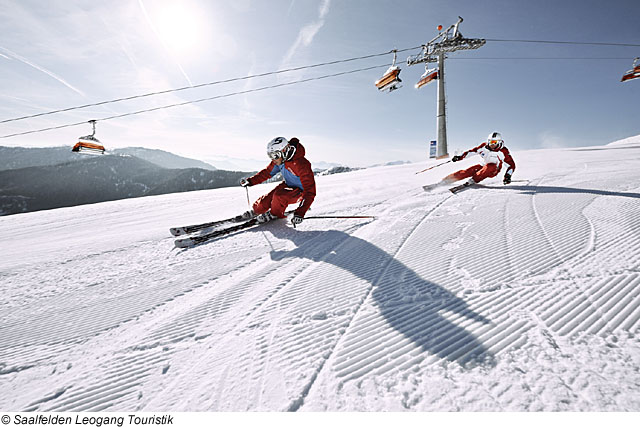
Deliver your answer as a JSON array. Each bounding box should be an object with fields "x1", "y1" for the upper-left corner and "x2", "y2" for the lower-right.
[
  {"x1": 245, "y1": 186, "x2": 251, "y2": 209},
  {"x1": 415, "y1": 159, "x2": 452, "y2": 175},
  {"x1": 302, "y1": 215, "x2": 376, "y2": 220}
]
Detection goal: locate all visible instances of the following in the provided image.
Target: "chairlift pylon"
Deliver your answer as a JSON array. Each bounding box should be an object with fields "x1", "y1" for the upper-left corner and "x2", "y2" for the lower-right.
[
  {"x1": 375, "y1": 50, "x2": 403, "y2": 92},
  {"x1": 621, "y1": 57, "x2": 640, "y2": 82},
  {"x1": 72, "y1": 120, "x2": 105, "y2": 155}
]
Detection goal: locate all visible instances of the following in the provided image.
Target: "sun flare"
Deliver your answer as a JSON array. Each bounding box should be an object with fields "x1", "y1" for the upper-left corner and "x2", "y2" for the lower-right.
[{"x1": 154, "y1": 2, "x2": 201, "y2": 53}]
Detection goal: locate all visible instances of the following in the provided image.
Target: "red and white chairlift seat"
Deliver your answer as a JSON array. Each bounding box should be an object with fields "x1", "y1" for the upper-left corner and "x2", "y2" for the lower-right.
[
  {"x1": 621, "y1": 58, "x2": 640, "y2": 82},
  {"x1": 375, "y1": 66, "x2": 402, "y2": 92},
  {"x1": 415, "y1": 68, "x2": 438, "y2": 89},
  {"x1": 72, "y1": 121, "x2": 105, "y2": 155},
  {"x1": 71, "y1": 137, "x2": 106, "y2": 155}
]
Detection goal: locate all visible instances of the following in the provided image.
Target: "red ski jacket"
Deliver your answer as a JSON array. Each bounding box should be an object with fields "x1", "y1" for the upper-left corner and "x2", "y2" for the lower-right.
[{"x1": 247, "y1": 138, "x2": 316, "y2": 217}]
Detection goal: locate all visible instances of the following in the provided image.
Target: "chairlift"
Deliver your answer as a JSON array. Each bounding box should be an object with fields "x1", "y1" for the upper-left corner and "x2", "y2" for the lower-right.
[
  {"x1": 375, "y1": 50, "x2": 402, "y2": 92},
  {"x1": 621, "y1": 57, "x2": 640, "y2": 82},
  {"x1": 415, "y1": 67, "x2": 438, "y2": 89},
  {"x1": 72, "y1": 120, "x2": 105, "y2": 155}
]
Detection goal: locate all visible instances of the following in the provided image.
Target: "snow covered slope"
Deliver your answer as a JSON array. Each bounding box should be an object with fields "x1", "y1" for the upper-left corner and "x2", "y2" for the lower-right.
[{"x1": 1, "y1": 140, "x2": 639, "y2": 411}]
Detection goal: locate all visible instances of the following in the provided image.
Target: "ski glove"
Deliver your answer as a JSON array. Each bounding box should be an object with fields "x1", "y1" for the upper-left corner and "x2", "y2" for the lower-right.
[
  {"x1": 240, "y1": 178, "x2": 251, "y2": 187},
  {"x1": 503, "y1": 174, "x2": 512, "y2": 185},
  {"x1": 291, "y1": 215, "x2": 304, "y2": 227},
  {"x1": 452, "y1": 155, "x2": 463, "y2": 162}
]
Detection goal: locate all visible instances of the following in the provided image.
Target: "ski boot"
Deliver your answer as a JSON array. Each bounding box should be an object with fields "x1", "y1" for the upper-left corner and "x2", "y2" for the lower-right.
[
  {"x1": 234, "y1": 210, "x2": 255, "y2": 222},
  {"x1": 256, "y1": 211, "x2": 276, "y2": 223}
]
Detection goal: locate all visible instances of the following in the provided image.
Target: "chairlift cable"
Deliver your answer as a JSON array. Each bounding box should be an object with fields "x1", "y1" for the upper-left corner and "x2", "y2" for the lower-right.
[
  {"x1": 0, "y1": 47, "x2": 422, "y2": 125},
  {"x1": 92, "y1": 64, "x2": 389, "y2": 122},
  {"x1": 0, "y1": 63, "x2": 390, "y2": 139},
  {"x1": 1, "y1": 39, "x2": 637, "y2": 125},
  {"x1": 486, "y1": 38, "x2": 640, "y2": 47},
  {"x1": 449, "y1": 57, "x2": 631, "y2": 60},
  {"x1": 1, "y1": 37, "x2": 638, "y2": 134}
]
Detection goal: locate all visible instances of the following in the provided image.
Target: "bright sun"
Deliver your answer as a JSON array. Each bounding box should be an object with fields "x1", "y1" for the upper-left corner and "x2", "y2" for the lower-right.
[{"x1": 154, "y1": 2, "x2": 201, "y2": 53}]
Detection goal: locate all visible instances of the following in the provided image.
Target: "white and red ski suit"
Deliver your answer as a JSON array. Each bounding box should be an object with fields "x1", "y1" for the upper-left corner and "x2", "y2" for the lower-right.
[{"x1": 446, "y1": 142, "x2": 516, "y2": 183}]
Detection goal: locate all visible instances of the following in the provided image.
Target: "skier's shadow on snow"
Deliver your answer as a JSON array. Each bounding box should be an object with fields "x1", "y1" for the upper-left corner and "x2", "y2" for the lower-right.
[
  {"x1": 486, "y1": 184, "x2": 640, "y2": 199},
  {"x1": 268, "y1": 227, "x2": 495, "y2": 368}
]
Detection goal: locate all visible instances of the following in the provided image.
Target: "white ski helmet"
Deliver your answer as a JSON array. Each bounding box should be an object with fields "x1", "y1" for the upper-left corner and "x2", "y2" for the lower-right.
[
  {"x1": 267, "y1": 136, "x2": 296, "y2": 161},
  {"x1": 267, "y1": 137, "x2": 289, "y2": 160},
  {"x1": 486, "y1": 131, "x2": 503, "y2": 149}
]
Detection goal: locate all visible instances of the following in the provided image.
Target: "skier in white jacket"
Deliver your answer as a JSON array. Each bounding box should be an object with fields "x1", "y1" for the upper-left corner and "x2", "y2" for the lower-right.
[{"x1": 427, "y1": 132, "x2": 516, "y2": 190}]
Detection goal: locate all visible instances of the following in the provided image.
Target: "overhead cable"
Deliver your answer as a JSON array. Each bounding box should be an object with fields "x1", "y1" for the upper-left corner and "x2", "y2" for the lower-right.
[
  {"x1": 0, "y1": 47, "x2": 421, "y2": 125},
  {"x1": 1, "y1": 37, "x2": 638, "y2": 136},
  {"x1": 2, "y1": 38, "x2": 637, "y2": 125},
  {"x1": 449, "y1": 56, "x2": 631, "y2": 60},
  {"x1": 0, "y1": 63, "x2": 389, "y2": 139},
  {"x1": 486, "y1": 38, "x2": 640, "y2": 47}
]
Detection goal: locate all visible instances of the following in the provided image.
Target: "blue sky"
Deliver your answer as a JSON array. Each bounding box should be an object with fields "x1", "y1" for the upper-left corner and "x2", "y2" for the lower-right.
[{"x1": 0, "y1": 0, "x2": 638, "y2": 169}]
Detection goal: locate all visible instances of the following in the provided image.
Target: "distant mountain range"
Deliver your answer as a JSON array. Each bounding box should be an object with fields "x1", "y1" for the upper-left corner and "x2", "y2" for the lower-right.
[
  {"x1": 0, "y1": 147, "x2": 249, "y2": 216},
  {"x1": 0, "y1": 145, "x2": 405, "y2": 216},
  {"x1": 0, "y1": 146, "x2": 219, "y2": 172},
  {"x1": 200, "y1": 156, "x2": 342, "y2": 172},
  {"x1": 113, "y1": 147, "x2": 218, "y2": 170},
  {"x1": 319, "y1": 166, "x2": 361, "y2": 176}
]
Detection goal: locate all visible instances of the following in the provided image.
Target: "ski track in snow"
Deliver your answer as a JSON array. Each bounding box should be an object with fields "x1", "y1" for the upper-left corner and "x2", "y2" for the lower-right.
[{"x1": 1, "y1": 143, "x2": 640, "y2": 411}]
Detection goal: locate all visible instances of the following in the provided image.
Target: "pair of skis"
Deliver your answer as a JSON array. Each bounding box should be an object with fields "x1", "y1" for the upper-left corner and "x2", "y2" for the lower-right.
[
  {"x1": 422, "y1": 181, "x2": 474, "y2": 194},
  {"x1": 424, "y1": 179, "x2": 530, "y2": 195},
  {"x1": 449, "y1": 181, "x2": 475, "y2": 194},
  {"x1": 170, "y1": 211, "x2": 377, "y2": 248},
  {"x1": 170, "y1": 213, "x2": 256, "y2": 237},
  {"x1": 170, "y1": 210, "x2": 295, "y2": 248},
  {"x1": 173, "y1": 217, "x2": 261, "y2": 248}
]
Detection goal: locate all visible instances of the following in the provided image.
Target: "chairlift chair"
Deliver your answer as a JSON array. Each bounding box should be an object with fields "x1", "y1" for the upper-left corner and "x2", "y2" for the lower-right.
[
  {"x1": 415, "y1": 67, "x2": 438, "y2": 89},
  {"x1": 72, "y1": 120, "x2": 105, "y2": 155},
  {"x1": 621, "y1": 58, "x2": 640, "y2": 82},
  {"x1": 375, "y1": 50, "x2": 402, "y2": 92}
]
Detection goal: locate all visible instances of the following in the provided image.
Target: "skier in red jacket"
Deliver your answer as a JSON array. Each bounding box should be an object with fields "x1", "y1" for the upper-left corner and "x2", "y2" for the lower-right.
[
  {"x1": 425, "y1": 132, "x2": 516, "y2": 191},
  {"x1": 240, "y1": 137, "x2": 316, "y2": 227}
]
